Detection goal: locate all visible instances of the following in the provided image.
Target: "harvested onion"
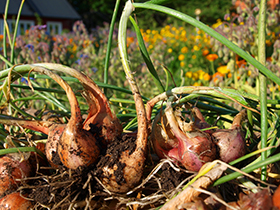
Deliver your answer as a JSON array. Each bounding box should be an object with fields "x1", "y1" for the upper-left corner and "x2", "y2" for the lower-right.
[
  {"x1": 212, "y1": 109, "x2": 247, "y2": 163},
  {"x1": 165, "y1": 103, "x2": 216, "y2": 171},
  {"x1": 0, "y1": 192, "x2": 33, "y2": 210},
  {"x1": 0, "y1": 155, "x2": 32, "y2": 197},
  {"x1": 151, "y1": 103, "x2": 216, "y2": 172}
]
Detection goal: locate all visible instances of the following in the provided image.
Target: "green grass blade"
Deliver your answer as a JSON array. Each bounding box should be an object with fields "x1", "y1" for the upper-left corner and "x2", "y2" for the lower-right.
[
  {"x1": 132, "y1": 2, "x2": 280, "y2": 86},
  {"x1": 258, "y1": 0, "x2": 268, "y2": 182},
  {"x1": 10, "y1": 0, "x2": 25, "y2": 64},
  {"x1": 2, "y1": 0, "x2": 10, "y2": 68},
  {"x1": 104, "y1": 0, "x2": 121, "y2": 95},
  {"x1": 129, "y1": 16, "x2": 165, "y2": 93},
  {"x1": 213, "y1": 152, "x2": 280, "y2": 186}
]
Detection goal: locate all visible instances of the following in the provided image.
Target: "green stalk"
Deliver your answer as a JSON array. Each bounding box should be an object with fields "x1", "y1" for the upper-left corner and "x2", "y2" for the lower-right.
[
  {"x1": 104, "y1": 0, "x2": 121, "y2": 95},
  {"x1": 10, "y1": 0, "x2": 25, "y2": 64},
  {"x1": 213, "y1": 152, "x2": 280, "y2": 186},
  {"x1": 132, "y1": 2, "x2": 280, "y2": 86},
  {"x1": 3, "y1": 0, "x2": 10, "y2": 68},
  {"x1": 258, "y1": 0, "x2": 268, "y2": 181},
  {"x1": 129, "y1": 16, "x2": 165, "y2": 93}
]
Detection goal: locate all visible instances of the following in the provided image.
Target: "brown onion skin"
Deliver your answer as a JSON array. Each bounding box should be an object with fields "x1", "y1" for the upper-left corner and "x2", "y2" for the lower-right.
[
  {"x1": 0, "y1": 156, "x2": 32, "y2": 197},
  {"x1": 58, "y1": 121, "x2": 100, "y2": 169},
  {"x1": 0, "y1": 192, "x2": 33, "y2": 210}
]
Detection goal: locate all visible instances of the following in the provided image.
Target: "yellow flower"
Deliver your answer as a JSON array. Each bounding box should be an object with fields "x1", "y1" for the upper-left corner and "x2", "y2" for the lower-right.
[
  {"x1": 192, "y1": 55, "x2": 197, "y2": 60},
  {"x1": 180, "y1": 61, "x2": 185, "y2": 67},
  {"x1": 192, "y1": 72, "x2": 199, "y2": 80},
  {"x1": 193, "y1": 45, "x2": 200, "y2": 51},
  {"x1": 167, "y1": 48, "x2": 173, "y2": 53},
  {"x1": 178, "y1": 54, "x2": 185, "y2": 61},
  {"x1": 146, "y1": 29, "x2": 151, "y2": 34},
  {"x1": 239, "y1": 22, "x2": 244, "y2": 25},
  {"x1": 193, "y1": 82, "x2": 201, "y2": 86},
  {"x1": 217, "y1": 65, "x2": 230, "y2": 75},
  {"x1": 181, "y1": 46, "x2": 188, "y2": 53},
  {"x1": 247, "y1": 70, "x2": 251, "y2": 76},
  {"x1": 148, "y1": 45, "x2": 153, "y2": 50},
  {"x1": 186, "y1": 71, "x2": 192, "y2": 78},
  {"x1": 197, "y1": 70, "x2": 205, "y2": 80}
]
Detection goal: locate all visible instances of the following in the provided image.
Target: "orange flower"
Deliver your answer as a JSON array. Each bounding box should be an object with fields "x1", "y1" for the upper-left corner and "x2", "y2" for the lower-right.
[
  {"x1": 206, "y1": 54, "x2": 218, "y2": 61},
  {"x1": 212, "y1": 72, "x2": 223, "y2": 83},
  {"x1": 236, "y1": 59, "x2": 246, "y2": 68},
  {"x1": 202, "y1": 49, "x2": 210, "y2": 56},
  {"x1": 203, "y1": 73, "x2": 211, "y2": 81}
]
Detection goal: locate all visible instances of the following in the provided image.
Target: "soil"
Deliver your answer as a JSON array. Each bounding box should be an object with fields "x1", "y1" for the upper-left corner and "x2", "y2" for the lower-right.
[{"x1": 16, "y1": 122, "x2": 193, "y2": 210}]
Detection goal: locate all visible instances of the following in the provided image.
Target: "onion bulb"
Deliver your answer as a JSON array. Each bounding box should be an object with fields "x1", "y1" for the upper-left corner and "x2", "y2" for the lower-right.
[
  {"x1": 212, "y1": 109, "x2": 246, "y2": 163},
  {"x1": 165, "y1": 104, "x2": 216, "y2": 171},
  {"x1": 0, "y1": 192, "x2": 33, "y2": 210},
  {"x1": 32, "y1": 67, "x2": 100, "y2": 169},
  {"x1": 0, "y1": 155, "x2": 32, "y2": 197}
]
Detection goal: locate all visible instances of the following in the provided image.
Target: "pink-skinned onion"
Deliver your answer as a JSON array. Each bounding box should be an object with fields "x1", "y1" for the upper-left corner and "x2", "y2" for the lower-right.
[
  {"x1": 212, "y1": 109, "x2": 247, "y2": 163},
  {"x1": 0, "y1": 192, "x2": 33, "y2": 210},
  {"x1": 0, "y1": 155, "x2": 32, "y2": 197},
  {"x1": 165, "y1": 102, "x2": 217, "y2": 171}
]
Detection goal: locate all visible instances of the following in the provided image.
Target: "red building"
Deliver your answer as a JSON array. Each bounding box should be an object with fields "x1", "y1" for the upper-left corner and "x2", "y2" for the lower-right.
[{"x1": 0, "y1": 0, "x2": 81, "y2": 35}]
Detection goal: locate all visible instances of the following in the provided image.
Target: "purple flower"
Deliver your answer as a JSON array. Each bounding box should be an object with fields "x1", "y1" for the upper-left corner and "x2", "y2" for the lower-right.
[{"x1": 25, "y1": 44, "x2": 34, "y2": 52}]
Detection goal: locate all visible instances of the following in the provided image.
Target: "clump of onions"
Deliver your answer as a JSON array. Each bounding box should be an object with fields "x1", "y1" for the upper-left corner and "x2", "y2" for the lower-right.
[
  {"x1": 0, "y1": 192, "x2": 33, "y2": 210},
  {"x1": 212, "y1": 109, "x2": 247, "y2": 163},
  {"x1": 151, "y1": 102, "x2": 216, "y2": 172},
  {"x1": 0, "y1": 67, "x2": 101, "y2": 169},
  {"x1": 164, "y1": 103, "x2": 216, "y2": 171},
  {"x1": 0, "y1": 154, "x2": 32, "y2": 197},
  {"x1": 32, "y1": 68, "x2": 100, "y2": 169}
]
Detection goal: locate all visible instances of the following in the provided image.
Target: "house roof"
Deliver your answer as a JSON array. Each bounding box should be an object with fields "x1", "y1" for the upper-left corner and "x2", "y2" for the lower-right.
[{"x1": 0, "y1": 0, "x2": 81, "y2": 19}]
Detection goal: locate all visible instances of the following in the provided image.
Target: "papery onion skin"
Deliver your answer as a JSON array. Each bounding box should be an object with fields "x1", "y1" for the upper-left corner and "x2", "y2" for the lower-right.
[
  {"x1": 0, "y1": 192, "x2": 33, "y2": 210},
  {"x1": 0, "y1": 156, "x2": 32, "y2": 197}
]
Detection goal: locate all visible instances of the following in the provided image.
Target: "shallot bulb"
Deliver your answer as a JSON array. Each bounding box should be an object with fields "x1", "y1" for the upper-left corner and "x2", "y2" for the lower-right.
[
  {"x1": 33, "y1": 68, "x2": 100, "y2": 169},
  {"x1": 212, "y1": 109, "x2": 246, "y2": 163},
  {"x1": 97, "y1": 92, "x2": 148, "y2": 193},
  {"x1": 165, "y1": 104, "x2": 216, "y2": 171},
  {"x1": 0, "y1": 192, "x2": 33, "y2": 210},
  {"x1": 0, "y1": 155, "x2": 32, "y2": 197}
]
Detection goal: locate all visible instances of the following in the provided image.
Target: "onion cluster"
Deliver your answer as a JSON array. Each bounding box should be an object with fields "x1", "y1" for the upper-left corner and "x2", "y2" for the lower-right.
[{"x1": 152, "y1": 104, "x2": 247, "y2": 171}]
